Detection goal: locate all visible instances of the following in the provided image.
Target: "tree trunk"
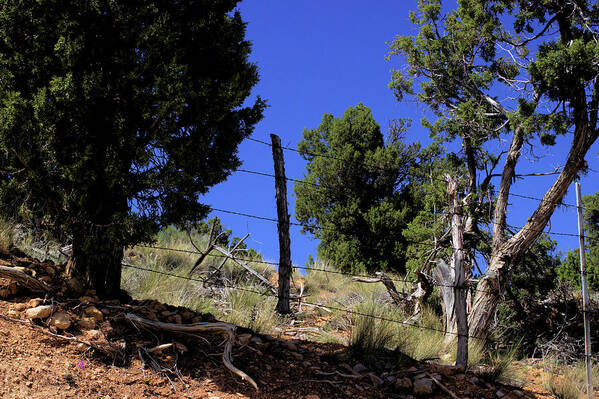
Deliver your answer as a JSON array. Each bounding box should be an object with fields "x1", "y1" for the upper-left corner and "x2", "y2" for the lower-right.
[
  {"x1": 469, "y1": 99, "x2": 598, "y2": 339},
  {"x1": 67, "y1": 228, "x2": 124, "y2": 298}
]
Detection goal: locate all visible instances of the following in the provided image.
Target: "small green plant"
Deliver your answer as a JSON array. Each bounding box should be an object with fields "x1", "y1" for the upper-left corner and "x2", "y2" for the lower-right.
[
  {"x1": 349, "y1": 294, "x2": 399, "y2": 357},
  {"x1": 0, "y1": 218, "x2": 14, "y2": 253},
  {"x1": 474, "y1": 342, "x2": 521, "y2": 383},
  {"x1": 395, "y1": 306, "x2": 445, "y2": 361},
  {"x1": 223, "y1": 289, "x2": 280, "y2": 334},
  {"x1": 313, "y1": 330, "x2": 345, "y2": 345}
]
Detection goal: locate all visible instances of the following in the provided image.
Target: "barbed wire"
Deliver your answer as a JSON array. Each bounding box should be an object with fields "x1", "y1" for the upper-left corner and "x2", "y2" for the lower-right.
[
  {"x1": 120, "y1": 261, "x2": 477, "y2": 339},
  {"x1": 134, "y1": 243, "x2": 499, "y2": 295},
  {"x1": 247, "y1": 136, "x2": 586, "y2": 209}
]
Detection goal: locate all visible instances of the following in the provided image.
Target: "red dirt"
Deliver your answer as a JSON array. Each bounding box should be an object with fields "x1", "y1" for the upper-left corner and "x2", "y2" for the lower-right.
[{"x1": 0, "y1": 256, "x2": 562, "y2": 398}]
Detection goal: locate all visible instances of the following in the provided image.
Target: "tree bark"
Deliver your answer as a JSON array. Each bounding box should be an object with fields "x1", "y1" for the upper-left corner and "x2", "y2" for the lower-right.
[
  {"x1": 271, "y1": 134, "x2": 292, "y2": 314},
  {"x1": 469, "y1": 96, "x2": 599, "y2": 339},
  {"x1": 67, "y1": 227, "x2": 124, "y2": 298}
]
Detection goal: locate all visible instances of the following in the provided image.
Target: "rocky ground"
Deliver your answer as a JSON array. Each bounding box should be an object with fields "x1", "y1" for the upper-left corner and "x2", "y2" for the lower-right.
[{"x1": 0, "y1": 254, "x2": 555, "y2": 398}]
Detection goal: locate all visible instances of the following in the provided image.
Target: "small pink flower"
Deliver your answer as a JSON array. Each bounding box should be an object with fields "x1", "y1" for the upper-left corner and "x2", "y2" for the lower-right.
[{"x1": 77, "y1": 361, "x2": 85, "y2": 370}]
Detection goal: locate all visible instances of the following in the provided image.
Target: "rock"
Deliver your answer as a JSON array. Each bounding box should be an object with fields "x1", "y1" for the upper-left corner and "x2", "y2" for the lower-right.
[
  {"x1": 395, "y1": 377, "x2": 412, "y2": 389},
  {"x1": 512, "y1": 390, "x2": 524, "y2": 397},
  {"x1": 413, "y1": 372, "x2": 427, "y2": 380},
  {"x1": 384, "y1": 375, "x2": 397, "y2": 385},
  {"x1": 87, "y1": 329, "x2": 102, "y2": 340},
  {"x1": 12, "y1": 303, "x2": 27, "y2": 311},
  {"x1": 49, "y1": 311, "x2": 71, "y2": 330},
  {"x1": 283, "y1": 341, "x2": 298, "y2": 351},
  {"x1": 25, "y1": 305, "x2": 53, "y2": 319},
  {"x1": 85, "y1": 306, "x2": 104, "y2": 321},
  {"x1": 352, "y1": 363, "x2": 368, "y2": 374},
  {"x1": 77, "y1": 317, "x2": 97, "y2": 329},
  {"x1": 406, "y1": 366, "x2": 419, "y2": 373},
  {"x1": 7, "y1": 309, "x2": 20, "y2": 318},
  {"x1": 469, "y1": 376, "x2": 480, "y2": 385},
  {"x1": 237, "y1": 333, "x2": 252, "y2": 346},
  {"x1": 27, "y1": 298, "x2": 43, "y2": 308},
  {"x1": 496, "y1": 391, "x2": 505, "y2": 398},
  {"x1": 250, "y1": 336, "x2": 263, "y2": 345},
  {"x1": 413, "y1": 378, "x2": 434, "y2": 395},
  {"x1": 79, "y1": 296, "x2": 97, "y2": 304},
  {"x1": 291, "y1": 352, "x2": 303, "y2": 360},
  {"x1": 368, "y1": 373, "x2": 384, "y2": 386},
  {"x1": 304, "y1": 395, "x2": 320, "y2": 399}
]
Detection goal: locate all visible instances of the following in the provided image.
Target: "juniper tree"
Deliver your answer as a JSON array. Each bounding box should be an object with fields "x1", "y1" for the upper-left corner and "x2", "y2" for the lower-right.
[
  {"x1": 294, "y1": 104, "x2": 420, "y2": 274},
  {"x1": 389, "y1": 0, "x2": 599, "y2": 338},
  {"x1": 0, "y1": 0, "x2": 265, "y2": 297}
]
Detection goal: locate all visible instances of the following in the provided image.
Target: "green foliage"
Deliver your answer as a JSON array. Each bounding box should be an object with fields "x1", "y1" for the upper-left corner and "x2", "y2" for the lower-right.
[
  {"x1": 294, "y1": 104, "x2": 421, "y2": 274},
  {"x1": 474, "y1": 342, "x2": 521, "y2": 383},
  {"x1": 224, "y1": 289, "x2": 280, "y2": 334},
  {"x1": 557, "y1": 192, "x2": 599, "y2": 291},
  {"x1": 495, "y1": 234, "x2": 561, "y2": 353},
  {"x1": 0, "y1": 0, "x2": 265, "y2": 295},
  {"x1": 349, "y1": 294, "x2": 401, "y2": 361}
]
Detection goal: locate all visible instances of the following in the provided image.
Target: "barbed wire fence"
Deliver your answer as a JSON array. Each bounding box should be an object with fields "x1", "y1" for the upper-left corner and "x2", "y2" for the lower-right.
[{"x1": 112, "y1": 134, "x2": 598, "y2": 380}]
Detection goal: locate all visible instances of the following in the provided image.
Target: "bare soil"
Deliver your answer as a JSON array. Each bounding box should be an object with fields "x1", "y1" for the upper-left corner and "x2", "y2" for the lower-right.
[{"x1": 0, "y1": 255, "x2": 559, "y2": 398}]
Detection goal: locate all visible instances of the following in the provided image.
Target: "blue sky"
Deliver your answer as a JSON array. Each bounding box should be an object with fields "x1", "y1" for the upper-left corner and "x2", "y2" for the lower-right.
[{"x1": 201, "y1": 0, "x2": 599, "y2": 269}]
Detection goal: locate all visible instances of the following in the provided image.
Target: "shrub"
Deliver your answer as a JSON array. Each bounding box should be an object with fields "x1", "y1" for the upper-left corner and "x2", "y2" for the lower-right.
[{"x1": 349, "y1": 294, "x2": 399, "y2": 358}]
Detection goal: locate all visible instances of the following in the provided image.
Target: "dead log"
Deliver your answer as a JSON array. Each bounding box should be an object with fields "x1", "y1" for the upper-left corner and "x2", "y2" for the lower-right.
[
  {"x1": 0, "y1": 264, "x2": 51, "y2": 292},
  {"x1": 125, "y1": 313, "x2": 258, "y2": 390},
  {"x1": 352, "y1": 271, "x2": 431, "y2": 316},
  {"x1": 212, "y1": 245, "x2": 276, "y2": 294}
]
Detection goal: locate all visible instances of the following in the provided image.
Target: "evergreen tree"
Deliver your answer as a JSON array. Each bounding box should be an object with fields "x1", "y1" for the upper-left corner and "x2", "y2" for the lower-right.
[
  {"x1": 557, "y1": 193, "x2": 599, "y2": 291},
  {"x1": 389, "y1": 0, "x2": 599, "y2": 339},
  {"x1": 294, "y1": 104, "x2": 420, "y2": 274},
  {"x1": 0, "y1": 0, "x2": 265, "y2": 297}
]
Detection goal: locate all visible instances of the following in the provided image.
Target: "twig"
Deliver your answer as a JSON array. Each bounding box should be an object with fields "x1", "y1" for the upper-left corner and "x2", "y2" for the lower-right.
[{"x1": 425, "y1": 372, "x2": 460, "y2": 399}]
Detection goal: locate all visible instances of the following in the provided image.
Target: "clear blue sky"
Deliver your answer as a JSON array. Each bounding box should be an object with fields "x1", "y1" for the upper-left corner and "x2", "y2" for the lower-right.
[{"x1": 201, "y1": 0, "x2": 599, "y2": 269}]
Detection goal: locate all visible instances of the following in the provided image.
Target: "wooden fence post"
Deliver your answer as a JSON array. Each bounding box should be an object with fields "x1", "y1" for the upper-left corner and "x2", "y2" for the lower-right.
[
  {"x1": 271, "y1": 134, "x2": 292, "y2": 314},
  {"x1": 576, "y1": 182, "x2": 593, "y2": 399},
  {"x1": 446, "y1": 175, "x2": 468, "y2": 368}
]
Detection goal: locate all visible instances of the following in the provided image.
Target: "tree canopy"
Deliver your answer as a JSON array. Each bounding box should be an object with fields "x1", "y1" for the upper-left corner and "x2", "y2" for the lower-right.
[
  {"x1": 294, "y1": 104, "x2": 420, "y2": 274},
  {"x1": 558, "y1": 192, "x2": 599, "y2": 291},
  {"x1": 389, "y1": 0, "x2": 599, "y2": 338},
  {"x1": 0, "y1": 0, "x2": 264, "y2": 296}
]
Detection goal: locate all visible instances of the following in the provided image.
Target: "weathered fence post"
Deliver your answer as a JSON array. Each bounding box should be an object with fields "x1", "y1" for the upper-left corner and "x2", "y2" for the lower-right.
[
  {"x1": 446, "y1": 175, "x2": 468, "y2": 368},
  {"x1": 576, "y1": 182, "x2": 593, "y2": 399},
  {"x1": 271, "y1": 134, "x2": 292, "y2": 314}
]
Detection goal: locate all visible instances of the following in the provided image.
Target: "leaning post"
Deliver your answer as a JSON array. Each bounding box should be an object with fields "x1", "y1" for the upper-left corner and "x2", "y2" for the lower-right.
[
  {"x1": 575, "y1": 182, "x2": 593, "y2": 399},
  {"x1": 271, "y1": 134, "x2": 292, "y2": 314}
]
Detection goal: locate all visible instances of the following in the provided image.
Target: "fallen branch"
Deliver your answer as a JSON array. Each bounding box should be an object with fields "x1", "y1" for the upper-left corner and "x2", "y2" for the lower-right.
[
  {"x1": 0, "y1": 264, "x2": 51, "y2": 292},
  {"x1": 313, "y1": 369, "x2": 366, "y2": 379},
  {"x1": 213, "y1": 245, "x2": 276, "y2": 294},
  {"x1": 125, "y1": 313, "x2": 258, "y2": 391},
  {"x1": 425, "y1": 372, "x2": 460, "y2": 399}
]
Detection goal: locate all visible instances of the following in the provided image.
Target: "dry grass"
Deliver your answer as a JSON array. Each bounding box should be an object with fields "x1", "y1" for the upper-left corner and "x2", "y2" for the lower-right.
[{"x1": 541, "y1": 356, "x2": 598, "y2": 399}]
